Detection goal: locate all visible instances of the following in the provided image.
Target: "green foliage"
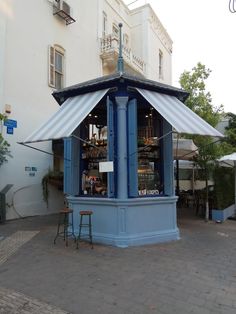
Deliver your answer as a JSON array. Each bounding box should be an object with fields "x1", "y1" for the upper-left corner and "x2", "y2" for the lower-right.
[
  {"x1": 224, "y1": 113, "x2": 236, "y2": 149},
  {"x1": 42, "y1": 172, "x2": 50, "y2": 208},
  {"x1": 0, "y1": 135, "x2": 11, "y2": 166},
  {"x1": 192, "y1": 136, "x2": 221, "y2": 205},
  {"x1": 179, "y1": 63, "x2": 225, "y2": 219},
  {"x1": 213, "y1": 166, "x2": 234, "y2": 209},
  {"x1": 42, "y1": 169, "x2": 63, "y2": 207},
  {"x1": 0, "y1": 114, "x2": 11, "y2": 167},
  {"x1": 179, "y1": 62, "x2": 224, "y2": 169},
  {"x1": 193, "y1": 136, "x2": 222, "y2": 167},
  {"x1": 179, "y1": 62, "x2": 223, "y2": 126}
]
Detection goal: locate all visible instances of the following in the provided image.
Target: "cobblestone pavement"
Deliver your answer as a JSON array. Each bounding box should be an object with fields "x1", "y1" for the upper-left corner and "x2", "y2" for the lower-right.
[
  {"x1": 0, "y1": 212, "x2": 236, "y2": 313},
  {"x1": 0, "y1": 286, "x2": 69, "y2": 314}
]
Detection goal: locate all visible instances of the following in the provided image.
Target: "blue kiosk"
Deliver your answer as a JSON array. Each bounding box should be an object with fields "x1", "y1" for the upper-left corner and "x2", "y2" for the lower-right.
[
  {"x1": 22, "y1": 27, "x2": 222, "y2": 247},
  {"x1": 23, "y1": 72, "x2": 222, "y2": 247}
]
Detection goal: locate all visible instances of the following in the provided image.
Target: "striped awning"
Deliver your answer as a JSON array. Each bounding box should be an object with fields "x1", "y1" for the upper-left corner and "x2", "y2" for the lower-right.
[
  {"x1": 136, "y1": 88, "x2": 224, "y2": 137},
  {"x1": 22, "y1": 89, "x2": 109, "y2": 143}
]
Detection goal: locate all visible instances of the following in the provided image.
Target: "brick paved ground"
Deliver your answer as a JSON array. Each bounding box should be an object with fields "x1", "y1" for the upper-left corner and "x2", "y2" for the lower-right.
[
  {"x1": 0, "y1": 286, "x2": 69, "y2": 314},
  {"x1": 0, "y1": 211, "x2": 236, "y2": 314},
  {"x1": 0, "y1": 231, "x2": 39, "y2": 266}
]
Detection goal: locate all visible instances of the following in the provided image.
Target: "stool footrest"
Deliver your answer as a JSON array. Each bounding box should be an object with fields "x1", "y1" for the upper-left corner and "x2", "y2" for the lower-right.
[
  {"x1": 77, "y1": 210, "x2": 93, "y2": 249},
  {"x1": 54, "y1": 209, "x2": 75, "y2": 247}
]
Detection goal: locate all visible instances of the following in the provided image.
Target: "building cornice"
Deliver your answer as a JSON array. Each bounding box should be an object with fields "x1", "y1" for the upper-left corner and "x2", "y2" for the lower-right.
[{"x1": 130, "y1": 4, "x2": 173, "y2": 53}]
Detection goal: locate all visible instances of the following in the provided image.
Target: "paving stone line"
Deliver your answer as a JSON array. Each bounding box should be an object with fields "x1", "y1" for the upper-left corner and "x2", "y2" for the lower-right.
[
  {"x1": 0, "y1": 286, "x2": 70, "y2": 314},
  {"x1": 0, "y1": 231, "x2": 39, "y2": 266}
]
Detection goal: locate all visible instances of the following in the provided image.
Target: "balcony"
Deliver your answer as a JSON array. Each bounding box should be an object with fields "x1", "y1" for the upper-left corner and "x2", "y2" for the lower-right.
[{"x1": 100, "y1": 34, "x2": 145, "y2": 77}]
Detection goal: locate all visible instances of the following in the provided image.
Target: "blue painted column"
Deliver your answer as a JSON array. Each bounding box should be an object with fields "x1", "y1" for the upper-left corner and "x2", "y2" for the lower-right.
[
  {"x1": 64, "y1": 137, "x2": 80, "y2": 196},
  {"x1": 128, "y1": 99, "x2": 138, "y2": 197},
  {"x1": 107, "y1": 97, "x2": 115, "y2": 197},
  {"x1": 163, "y1": 120, "x2": 174, "y2": 196},
  {"x1": 115, "y1": 97, "x2": 129, "y2": 199}
]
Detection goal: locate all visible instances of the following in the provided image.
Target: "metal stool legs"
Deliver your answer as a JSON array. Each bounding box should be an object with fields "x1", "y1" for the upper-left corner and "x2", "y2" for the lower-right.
[
  {"x1": 76, "y1": 210, "x2": 93, "y2": 249},
  {"x1": 54, "y1": 209, "x2": 76, "y2": 246}
]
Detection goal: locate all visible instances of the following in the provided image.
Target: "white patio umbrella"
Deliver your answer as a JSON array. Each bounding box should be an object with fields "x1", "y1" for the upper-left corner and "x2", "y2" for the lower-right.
[
  {"x1": 218, "y1": 152, "x2": 236, "y2": 211},
  {"x1": 173, "y1": 138, "x2": 198, "y2": 160},
  {"x1": 173, "y1": 138, "x2": 198, "y2": 194}
]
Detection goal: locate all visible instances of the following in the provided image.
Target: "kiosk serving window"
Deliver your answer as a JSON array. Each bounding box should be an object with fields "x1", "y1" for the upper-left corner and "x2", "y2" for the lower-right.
[
  {"x1": 80, "y1": 103, "x2": 108, "y2": 197},
  {"x1": 137, "y1": 104, "x2": 163, "y2": 196}
]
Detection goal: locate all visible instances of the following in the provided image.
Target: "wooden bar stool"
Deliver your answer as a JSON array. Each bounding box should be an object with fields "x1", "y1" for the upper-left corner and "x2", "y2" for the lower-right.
[
  {"x1": 54, "y1": 207, "x2": 76, "y2": 246},
  {"x1": 76, "y1": 210, "x2": 93, "y2": 249}
]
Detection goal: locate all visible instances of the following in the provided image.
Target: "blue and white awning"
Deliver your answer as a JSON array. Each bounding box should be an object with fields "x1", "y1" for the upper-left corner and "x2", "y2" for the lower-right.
[
  {"x1": 22, "y1": 89, "x2": 109, "y2": 143},
  {"x1": 22, "y1": 87, "x2": 223, "y2": 144},
  {"x1": 136, "y1": 88, "x2": 224, "y2": 137}
]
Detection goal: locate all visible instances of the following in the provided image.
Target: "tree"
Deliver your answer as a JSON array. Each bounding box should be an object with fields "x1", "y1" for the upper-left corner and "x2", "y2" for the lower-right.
[
  {"x1": 224, "y1": 112, "x2": 236, "y2": 148},
  {"x1": 0, "y1": 114, "x2": 11, "y2": 167},
  {"x1": 214, "y1": 112, "x2": 236, "y2": 155},
  {"x1": 179, "y1": 63, "x2": 223, "y2": 221},
  {"x1": 192, "y1": 136, "x2": 221, "y2": 221},
  {"x1": 179, "y1": 62, "x2": 223, "y2": 127}
]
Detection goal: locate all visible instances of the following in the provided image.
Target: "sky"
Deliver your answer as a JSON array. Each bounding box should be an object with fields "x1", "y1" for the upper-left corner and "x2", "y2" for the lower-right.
[{"x1": 124, "y1": 0, "x2": 236, "y2": 114}]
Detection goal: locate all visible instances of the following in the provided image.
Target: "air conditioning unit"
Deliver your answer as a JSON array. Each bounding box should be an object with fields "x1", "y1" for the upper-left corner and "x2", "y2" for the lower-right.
[
  {"x1": 53, "y1": 0, "x2": 76, "y2": 25},
  {"x1": 53, "y1": 0, "x2": 70, "y2": 15}
]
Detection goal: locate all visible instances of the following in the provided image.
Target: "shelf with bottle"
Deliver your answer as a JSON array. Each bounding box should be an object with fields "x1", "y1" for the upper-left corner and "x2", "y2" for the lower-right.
[
  {"x1": 138, "y1": 150, "x2": 159, "y2": 160},
  {"x1": 138, "y1": 136, "x2": 159, "y2": 147},
  {"x1": 82, "y1": 145, "x2": 107, "y2": 160},
  {"x1": 82, "y1": 139, "x2": 107, "y2": 147}
]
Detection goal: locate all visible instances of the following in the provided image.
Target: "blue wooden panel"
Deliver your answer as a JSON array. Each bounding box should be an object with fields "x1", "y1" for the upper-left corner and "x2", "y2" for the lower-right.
[
  {"x1": 163, "y1": 120, "x2": 174, "y2": 196},
  {"x1": 64, "y1": 138, "x2": 71, "y2": 195},
  {"x1": 64, "y1": 137, "x2": 80, "y2": 196},
  {"x1": 107, "y1": 97, "x2": 115, "y2": 197},
  {"x1": 128, "y1": 98, "x2": 138, "y2": 197},
  {"x1": 68, "y1": 196, "x2": 179, "y2": 247},
  {"x1": 72, "y1": 136, "x2": 80, "y2": 195},
  {"x1": 212, "y1": 205, "x2": 235, "y2": 222}
]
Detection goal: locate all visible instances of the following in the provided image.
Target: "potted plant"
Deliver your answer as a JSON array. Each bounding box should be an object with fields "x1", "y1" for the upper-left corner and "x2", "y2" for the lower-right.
[{"x1": 42, "y1": 170, "x2": 63, "y2": 207}]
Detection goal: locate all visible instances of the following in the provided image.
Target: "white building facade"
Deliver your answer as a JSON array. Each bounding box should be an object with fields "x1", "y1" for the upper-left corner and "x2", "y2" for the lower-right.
[{"x1": 0, "y1": 0, "x2": 173, "y2": 219}]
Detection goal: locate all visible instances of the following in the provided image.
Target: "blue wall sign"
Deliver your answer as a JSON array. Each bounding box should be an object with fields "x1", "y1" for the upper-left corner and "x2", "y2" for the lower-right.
[
  {"x1": 7, "y1": 127, "x2": 14, "y2": 134},
  {"x1": 4, "y1": 119, "x2": 17, "y2": 128}
]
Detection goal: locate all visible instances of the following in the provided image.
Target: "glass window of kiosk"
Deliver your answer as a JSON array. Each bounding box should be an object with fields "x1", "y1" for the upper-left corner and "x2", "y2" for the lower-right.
[
  {"x1": 80, "y1": 103, "x2": 108, "y2": 197},
  {"x1": 137, "y1": 104, "x2": 163, "y2": 196}
]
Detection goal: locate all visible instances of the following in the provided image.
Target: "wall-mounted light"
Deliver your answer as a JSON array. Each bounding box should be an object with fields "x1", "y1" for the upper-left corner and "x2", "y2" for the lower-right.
[{"x1": 4, "y1": 104, "x2": 11, "y2": 115}]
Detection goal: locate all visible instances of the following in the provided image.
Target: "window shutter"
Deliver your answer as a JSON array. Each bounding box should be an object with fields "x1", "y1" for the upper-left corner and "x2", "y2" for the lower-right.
[
  {"x1": 107, "y1": 97, "x2": 115, "y2": 197},
  {"x1": 128, "y1": 98, "x2": 138, "y2": 197},
  {"x1": 48, "y1": 45, "x2": 55, "y2": 87}
]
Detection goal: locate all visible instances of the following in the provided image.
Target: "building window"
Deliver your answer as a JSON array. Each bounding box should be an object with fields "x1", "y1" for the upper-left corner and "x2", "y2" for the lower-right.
[
  {"x1": 112, "y1": 23, "x2": 119, "y2": 38},
  {"x1": 48, "y1": 45, "x2": 65, "y2": 89},
  {"x1": 159, "y1": 50, "x2": 163, "y2": 79},
  {"x1": 102, "y1": 12, "x2": 107, "y2": 37},
  {"x1": 123, "y1": 33, "x2": 129, "y2": 47}
]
